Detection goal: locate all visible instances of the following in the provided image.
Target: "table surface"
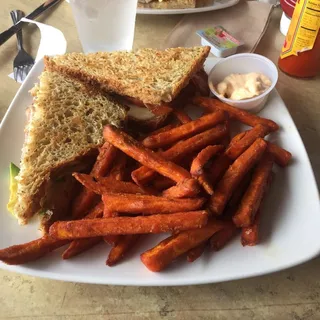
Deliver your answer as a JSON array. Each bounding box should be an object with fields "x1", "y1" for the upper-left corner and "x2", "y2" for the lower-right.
[{"x1": 1, "y1": 2, "x2": 320, "y2": 319}]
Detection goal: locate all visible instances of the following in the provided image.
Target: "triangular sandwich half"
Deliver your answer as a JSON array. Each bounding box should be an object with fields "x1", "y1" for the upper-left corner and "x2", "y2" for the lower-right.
[
  {"x1": 44, "y1": 46, "x2": 210, "y2": 106},
  {"x1": 14, "y1": 70, "x2": 127, "y2": 228}
]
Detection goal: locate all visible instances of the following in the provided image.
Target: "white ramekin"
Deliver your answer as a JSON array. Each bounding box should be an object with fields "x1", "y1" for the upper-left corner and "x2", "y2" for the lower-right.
[{"x1": 208, "y1": 53, "x2": 278, "y2": 113}]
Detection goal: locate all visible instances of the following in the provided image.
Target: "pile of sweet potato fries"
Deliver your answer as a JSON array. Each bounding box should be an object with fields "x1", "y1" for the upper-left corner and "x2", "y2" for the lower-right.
[{"x1": 0, "y1": 95, "x2": 292, "y2": 272}]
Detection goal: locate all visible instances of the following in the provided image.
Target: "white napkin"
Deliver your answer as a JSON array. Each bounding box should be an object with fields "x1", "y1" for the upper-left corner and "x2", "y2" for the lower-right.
[
  {"x1": 163, "y1": 1, "x2": 274, "y2": 53},
  {"x1": 9, "y1": 17, "x2": 67, "y2": 83}
]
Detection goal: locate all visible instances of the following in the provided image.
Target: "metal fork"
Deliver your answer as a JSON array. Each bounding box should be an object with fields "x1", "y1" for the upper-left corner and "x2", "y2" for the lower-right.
[{"x1": 10, "y1": 10, "x2": 35, "y2": 82}]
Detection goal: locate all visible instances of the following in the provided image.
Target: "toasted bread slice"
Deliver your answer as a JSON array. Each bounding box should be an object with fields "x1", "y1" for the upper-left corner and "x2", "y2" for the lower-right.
[
  {"x1": 15, "y1": 71, "x2": 127, "y2": 226},
  {"x1": 44, "y1": 46, "x2": 210, "y2": 105},
  {"x1": 138, "y1": 0, "x2": 196, "y2": 9}
]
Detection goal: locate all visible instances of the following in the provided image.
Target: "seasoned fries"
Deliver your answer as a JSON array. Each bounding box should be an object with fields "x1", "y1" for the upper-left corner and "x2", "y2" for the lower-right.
[
  {"x1": 140, "y1": 219, "x2": 224, "y2": 272},
  {"x1": 102, "y1": 193, "x2": 205, "y2": 214},
  {"x1": 49, "y1": 211, "x2": 209, "y2": 239},
  {"x1": 142, "y1": 111, "x2": 226, "y2": 149},
  {"x1": 190, "y1": 145, "x2": 224, "y2": 195},
  {"x1": 172, "y1": 109, "x2": 192, "y2": 124},
  {"x1": 104, "y1": 125, "x2": 192, "y2": 184},
  {"x1": 71, "y1": 142, "x2": 118, "y2": 219},
  {"x1": 267, "y1": 142, "x2": 292, "y2": 167},
  {"x1": 225, "y1": 125, "x2": 270, "y2": 160},
  {"x1": 210, "y1": 222, "x2": 238, "y2": 251},
  {"x1": 73, "y1": 173, "x2": 145, "y2": 195},
  {"x1": 62, "y1": 202, "x2": 104, "y2": 259},
  {"x1": 241, "y1": 210, "x2": 261, "y2": 246},
  {"x1": 193, "y1": 97, "x2": 279, "y2": 132},
  {"x1": 132, "y1": 124, "x2": 228, "y2": 185},
  {"x1": 162, "y1": 178, "x2": 201, "y2": 198},
  {"x1": 1, "y1": 67, "x2": 293, "y2": 273},
  {"x1": 0, "y1": 236, "x2": 68, "y2": 265},
  {"x1": 186, "y1": 242, "x2": 207, "y2": 263},
  {"x1": 209, "y1": 138, "x2": 267, "y2": 215},
  {"x1": 107, "y1": 235, "x2": 140, "y2": 266},
  {"x1": 233, "y1": 154, "x2": 274, "y2": 227}
]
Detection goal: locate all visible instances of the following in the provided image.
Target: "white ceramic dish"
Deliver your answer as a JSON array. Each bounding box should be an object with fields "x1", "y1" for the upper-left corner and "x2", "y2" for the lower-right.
[
  {"x1": 208, "y1": 53, "x2": 279, "y2": 113},
  {"x1": 137, "y1": 0, "x2": 239, "y2": 15},
  {"x1": 0, "y1": 57, "x2": 319, "y2": 286}
]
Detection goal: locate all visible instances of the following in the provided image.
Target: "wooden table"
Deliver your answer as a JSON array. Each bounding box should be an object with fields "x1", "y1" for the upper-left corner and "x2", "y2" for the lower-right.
[{"x1": 1, "y1": 2, "x2": 320, "y2": 319}]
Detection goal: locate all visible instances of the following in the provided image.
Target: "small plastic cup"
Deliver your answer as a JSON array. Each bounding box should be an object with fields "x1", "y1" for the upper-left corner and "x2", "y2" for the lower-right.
[
  {"x1": 208, "y1": 53, "x2": 278, "y2": 113},
  {"x1": 69, "y1": 0, "x2": 138, "y2": 53}
]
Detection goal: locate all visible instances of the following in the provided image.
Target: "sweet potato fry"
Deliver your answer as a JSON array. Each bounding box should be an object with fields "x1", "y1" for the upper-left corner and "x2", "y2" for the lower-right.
[
  {"x1": 233, "y1": 154, "x2": 274, "y2": 227},
  {"x1": 102, "y1": 193, "x2": 205, "y2": 214},
  {"x1": 142, "y1": 111, "x2": 226, "y2": 149},
  {"x1": 208, "y1": 153, "x2": 232, "y2": 188},
  {"x1": 191, "y1": 145, "x2": 224, "y2": 195},
  {"x1": 241, "y1": 210, "x2": 261, "y2": 246},
  {"x1": 209, "y1": 138, "x2": 267, "y2": 215},
  {"x1": 49, "y1": 211, "x2": 209, "y2": 239},
  {"x1": 84, "y1": 202, "x2": 104, "y2": 219},
  {"x1": 108, "y1": 152, "x2": 128, "y2": 181},
  {"x1": 172, "y1": 109, "x2": 192, "y2": 124},
  {"x1": 91, "y1": 142, "x2": 118, "y2": 179},
  {"x1": 226, "y1": 125, "x2": 270, "y2": 160},
  {"x1": 149, "y1": 123, "x2": 177, "y2": 137},
  {"x1": 104, "y1": 125, "x2": 192, "y2": 184},
  {"x1": 208, "y1": 131, "x2": 253, "y2": 190},
  {"x1": 152, "y1": 176, "x2": 176, "y2": 191},
  {"x1": 103, "y1": 235, "x2": 121, "y2": 246},
  {"x1": 162, "y1": 178, "x2": 201, "y2": 198},
  {"x1": 62, "y1": 237, "x2": 102, "y2": 259},
  {"x1": 71, "y1": 189, "x2": 100, "y2": 220},
  {"x1": 71, "y1": 142, "x2": 118, "y2": 219},
  {"x1": 186, "y1": 242, "x2": 207, "y2": 263},
  {"x1": 224, "y1": 173, "x2": 252, "y2": 214},
  {"x1": 0, "y1": 236, "x2": 68, "y2": 265},
  {"x1": 62, "y1": 202, "x2": 104, "y2": 259},
  {"x1": 106, "y1": 235, "x2": 140, "y2": 266},
  {"x1": 193, "y1": 97, "x2": 279, "y2": 132},
  {"x1": 73, "y1": 173, "x2": 145, "y2": 195},
  {"x1": 267, "y1": 142, "x2": 292, "y2": 167},
  {"x1": 210, "y1": 222, "x2": 238, "y2": 251},
  {"x1": 132, "y1": 124, "x2": 228, "y2": 186},
  {"x1": 140, "y1": 219, "x2": 224, "y2": 272},
  {"x1": 191, "y1": 145, "x2": 225, "y2": 177}
]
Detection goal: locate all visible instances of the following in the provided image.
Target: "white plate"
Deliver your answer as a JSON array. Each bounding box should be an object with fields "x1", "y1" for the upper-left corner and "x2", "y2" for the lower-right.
[
  {"x1": 137, "y1": 0, "x2": 239, "y2": 15},
  {"x1": 0, "y1": 57, "x2": 319, "y2": 286}
]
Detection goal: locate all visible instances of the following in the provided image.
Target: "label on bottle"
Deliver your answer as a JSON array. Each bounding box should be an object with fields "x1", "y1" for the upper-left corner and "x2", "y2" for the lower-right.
[{"x1": 280, "y1": 0, "x2": 320, "y2": 59}]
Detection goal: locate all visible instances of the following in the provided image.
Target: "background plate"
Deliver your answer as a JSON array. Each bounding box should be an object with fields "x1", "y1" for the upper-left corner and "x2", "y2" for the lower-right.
[{"x1": 0, "y1": 57, "x2": 319, "y2": 286}]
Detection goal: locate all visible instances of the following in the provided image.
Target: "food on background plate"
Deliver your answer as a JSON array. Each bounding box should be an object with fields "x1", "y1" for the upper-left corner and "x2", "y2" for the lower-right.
[
  {"x1": 138, "y1": 0, "x2": 196, "y2": 9},
  {"x1": 0, "y1": 46, "x2": 293, "y2": 272},
  {"x1": 216, "y1": 73, "x2": 272, "y2": 100},
  {"x1": 138, "y1": 0, "x2": 215, "y2": 9}
]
